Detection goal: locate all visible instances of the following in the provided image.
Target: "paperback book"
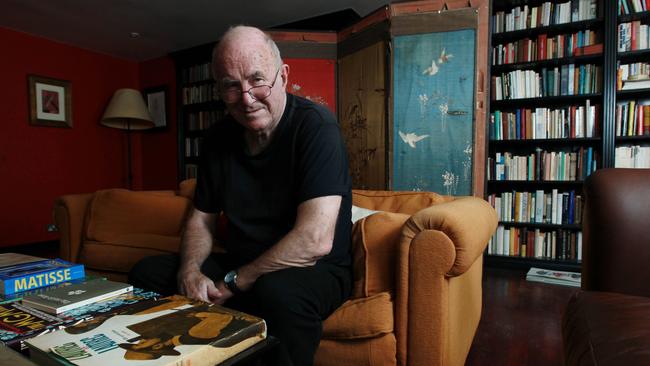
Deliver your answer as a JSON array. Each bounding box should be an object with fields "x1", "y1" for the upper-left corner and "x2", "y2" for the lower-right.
[
  {"x1": 0, "y1": 276, "x2": 103, "y2": 305},
  {"x1": 526, "y1": 267, "x2": 581, "y2": 287},
  {"x1": 22, "y1": 279, "x2": 133, "y2": 314},
  {"x1": 0, "y1": 288, "x2": 159, "y2": 352},
  {"x1": 27, "y1": 295, "x2": 267, "y2": 366},
  {"x1": 0, "y1": 259, "x2": 85, "y2": 296}
]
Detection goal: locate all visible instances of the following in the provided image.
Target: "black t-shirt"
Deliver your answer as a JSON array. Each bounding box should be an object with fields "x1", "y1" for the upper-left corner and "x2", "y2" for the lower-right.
[{"x1": 194, "y1": 94, "x2": 352, "y2": 267}]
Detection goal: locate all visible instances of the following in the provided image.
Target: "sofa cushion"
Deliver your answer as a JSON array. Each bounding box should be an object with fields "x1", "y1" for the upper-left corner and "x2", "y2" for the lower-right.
[
  {"x1": 322, "y1": 292, "x2": 394, "y2": 339},
  {"x1": 315, "y1": 333, "x2": 397, "y2": 366},
  {"x1": 85, "y1": 189, "x2": 191, "y2": 243},
  {"x1": 351, "y1": 212, "x2": 410, "y2": 298},
  {"x1": 79, "y1": 239, "x2": 180, "y2": 274}
]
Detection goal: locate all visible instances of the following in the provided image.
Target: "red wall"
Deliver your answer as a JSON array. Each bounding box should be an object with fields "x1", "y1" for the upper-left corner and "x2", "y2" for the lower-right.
[{"x1": 0, "y1": 27, "x2": 177, "y2": 248}]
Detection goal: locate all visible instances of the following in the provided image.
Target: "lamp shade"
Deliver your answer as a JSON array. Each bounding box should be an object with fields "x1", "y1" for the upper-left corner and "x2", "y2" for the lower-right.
[{"x1": 100, "y1": 88, "x2": 154, "y2": 130}]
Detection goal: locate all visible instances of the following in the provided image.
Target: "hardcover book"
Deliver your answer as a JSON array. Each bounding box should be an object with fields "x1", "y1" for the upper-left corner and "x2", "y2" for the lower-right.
[
  {"x1": 26, "y1": 295, "x2": 267, "y2": 366},
  {"x1": 22, "y1": 279, "x2": 133, "y2": 314},
  {"x1": 0, "y1": 288, "x2": 159, "y2": 352},
  {"x1": 525, "y1": 267, "x2": 581, "y2": 287},
  {"x1": 0, "y1": 253, "x2": 46, "y2": 268},
  {"x1": 0, "y1": 259, "x2": 85, "y2": 296}
]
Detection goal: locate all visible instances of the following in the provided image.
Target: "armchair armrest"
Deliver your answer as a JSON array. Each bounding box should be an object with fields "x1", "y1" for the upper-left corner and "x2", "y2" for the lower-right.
[
  {"x1": 54, "y1": 193, "x2": 94, "y2": 263},
  {"x1": 394, "y1": 196, "x2": 497, "y2": 366}
]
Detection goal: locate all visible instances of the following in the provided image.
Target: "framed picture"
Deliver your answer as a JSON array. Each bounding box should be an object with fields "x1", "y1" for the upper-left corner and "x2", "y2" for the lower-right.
[
  {"x1": 143, "y1": 86, "x2": 168, "y2": 129},
  {"x1": 28, "y1": 75, "x2": 72, "y2": 128}
]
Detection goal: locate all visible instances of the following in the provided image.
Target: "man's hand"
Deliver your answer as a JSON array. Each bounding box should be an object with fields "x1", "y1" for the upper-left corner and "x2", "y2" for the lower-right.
[
  {"x1": 177, "y1": 267, "x2": 222, "y2": 303},
  {"x1": 212, "y1": 281, "x2": 234, "y2": 305}
]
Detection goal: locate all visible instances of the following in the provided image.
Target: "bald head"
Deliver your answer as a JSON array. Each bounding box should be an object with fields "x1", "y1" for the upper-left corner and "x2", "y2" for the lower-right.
[{"x1": 212, "y1": 25, "x2": 282, "y2": 75}]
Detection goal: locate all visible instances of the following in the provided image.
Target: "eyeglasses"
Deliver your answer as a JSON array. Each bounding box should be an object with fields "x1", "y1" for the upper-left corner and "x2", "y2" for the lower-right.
[{"x1": 220, "y1": 68, "x2": 281, "y2": 104}]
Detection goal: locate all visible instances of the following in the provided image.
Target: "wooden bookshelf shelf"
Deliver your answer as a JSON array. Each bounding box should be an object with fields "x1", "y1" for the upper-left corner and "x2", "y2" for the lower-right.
[
  {"x1": 491, "y1": 18, "x2": 603, "y2": 43},
  {"x1": 492, "y1": 54, "x2": 602, "y2": 73}
]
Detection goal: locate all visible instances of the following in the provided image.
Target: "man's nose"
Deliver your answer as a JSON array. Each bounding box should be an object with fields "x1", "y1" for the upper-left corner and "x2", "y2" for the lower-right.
[{"x1": 240, "y1": 89, "x2": 256, "y2": 105}]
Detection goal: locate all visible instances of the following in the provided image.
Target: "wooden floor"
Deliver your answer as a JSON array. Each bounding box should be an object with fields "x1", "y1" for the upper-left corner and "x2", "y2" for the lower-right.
[{"x1": 466, "y1": 267, "x2": 579, "y2": 366}]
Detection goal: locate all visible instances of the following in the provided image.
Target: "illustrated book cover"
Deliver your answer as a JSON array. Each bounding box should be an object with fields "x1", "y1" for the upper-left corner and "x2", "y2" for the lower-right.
[
  {"x1": 526, "y1": 267, "x2": 581, "y2": 287},
  {"x1": 0, "y1": 259, "x2": 85, "y2": 296},
  {"x1": 26, "y1": 295, "x2": 267, "y2": 366},
  {"x1": 22, "y1": 279, "x2": 133, "y2": 314},
  {"x1": 1, "y1": 288, "x2": 159, "y2": 352}
]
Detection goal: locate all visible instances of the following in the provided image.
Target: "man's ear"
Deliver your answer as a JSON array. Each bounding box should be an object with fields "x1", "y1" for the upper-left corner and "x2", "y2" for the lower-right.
[{"x1": 281, "y1": 63, "x2": 290, "y2": 88}]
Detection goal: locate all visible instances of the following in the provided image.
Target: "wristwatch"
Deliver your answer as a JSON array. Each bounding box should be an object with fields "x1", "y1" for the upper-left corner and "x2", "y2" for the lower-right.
[{"x1": 224, "y1": 270, "x2": 242, "y2": 294}]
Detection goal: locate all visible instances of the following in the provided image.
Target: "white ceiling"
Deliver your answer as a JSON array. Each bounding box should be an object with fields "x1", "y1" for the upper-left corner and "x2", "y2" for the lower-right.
[{"x1": 0, "y1": 0, "x2": 389, "y2": 61}]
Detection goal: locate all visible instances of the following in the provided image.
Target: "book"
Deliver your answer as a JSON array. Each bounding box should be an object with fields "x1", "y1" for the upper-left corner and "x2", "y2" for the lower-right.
[
  {"x1": 1, "y1": 288, "x2": 159, "y2": 352},
  {"x1": 0, "y1": 275, "x2": 103, "y2": 305},
  {"x1": 0, "y1": 253, "x2": 47, "y2": 268},
  {"x1": 622, "y1": 78, "x2": 650, "y2": 90},
  {"x1": 21, "y1": 279, "x2": 133, "y2": 314},
  {"x1": 26, "y1": 295, "x2": 267, "y2": 366},
  {"x1": 525, "y1": 267, "x2": 581, "y2": 287},
  {"x1": 0, "y1": 259, "x2": 85, "y2": 296}
]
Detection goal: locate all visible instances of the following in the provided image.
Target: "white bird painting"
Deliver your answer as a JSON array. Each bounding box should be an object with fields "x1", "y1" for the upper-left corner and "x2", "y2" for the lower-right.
[
  {"x1": 422, "y1": 59, "x2": 439, "y2": 76},
  {"x1": 438, "y1": 48, "x2": 454, "y2": 64},
  {"x1": 399, "y1": 130, "x2": 430, "y2": 148}
]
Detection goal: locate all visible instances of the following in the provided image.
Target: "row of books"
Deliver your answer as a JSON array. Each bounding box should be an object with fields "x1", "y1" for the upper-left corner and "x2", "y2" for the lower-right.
[
  {"x1": 492, "y1": 0, "x2": 598, "y2": 34},
  {"x1": 490, "y1": 102, "x2": 599, "y2": 140},
  {"x1": 184, "y1": 136, "x2": 203, "y2": 157},
  {"x1": 488, "y1": 226, "x2": 583, "y2": 261},
  {"x1": 616, "y1": 99, "x2": 650, "y2": 136},
  {"x1": 492, "y1": 30, "x2": 600, "y2": 66},
  {"x1": 180, "y1": 62, "x2": 212, "y2": 84},
  {"x1": 488, "y1": 147, "x2": 597, "y2": 182},
  {"x1": 487, "y1": 189, "x2": 583, "y2": 225},
  {"x1": 0, "y1": 253, "x2": 267, "y2": 365},
  {"x1": 618, "y1": 0, "x2": 650, "y2": 14},
  {"x1": 618, "y1": 21, "x2": 650, "y2": 52},
  {"x1": 491, "y1": 64, "x2": 602, "y2": 100},
  {"x1": 618, "y1": 62, "x2": 650, "y2": 90},
  {"x1": 181, "y1": 84, "x2": 220, "y2": 105},
  {"x1": 615, "y1": 145, "x2": 650, "y2": 168},
  {"x1": 186, "y1": 110, "x2": 226, "y2": 131}
]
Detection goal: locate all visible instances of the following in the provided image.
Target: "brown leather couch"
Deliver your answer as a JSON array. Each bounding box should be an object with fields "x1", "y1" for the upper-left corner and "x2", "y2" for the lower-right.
[
  {"x1": 562, "y1": 168, "x2": 650, "y2": 366},
  {"x1": 54, "y1": 179, "x2": 497, "y2": 366}
]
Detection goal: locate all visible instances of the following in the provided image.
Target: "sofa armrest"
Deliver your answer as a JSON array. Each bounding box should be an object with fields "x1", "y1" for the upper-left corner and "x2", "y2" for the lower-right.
[
  {"x1": 403, "y1": 196, "x2": 497, "y2": 276},
  {"x1": 54, "y1": 193, "x2": 94, "y2": 263},
  {"x1": 394, "y1": 197, "x2": 497, "y2": 366}
]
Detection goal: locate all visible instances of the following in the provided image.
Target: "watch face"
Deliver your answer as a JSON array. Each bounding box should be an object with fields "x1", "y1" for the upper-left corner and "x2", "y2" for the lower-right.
[{"x1": 225, "y1": 270, "x2": 236, "y2": 283}]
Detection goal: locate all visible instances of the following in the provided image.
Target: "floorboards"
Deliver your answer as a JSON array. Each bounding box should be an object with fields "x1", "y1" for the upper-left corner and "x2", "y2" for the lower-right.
[{"x1": 466, "y1": 267, "x2": 580, "y2": 366}]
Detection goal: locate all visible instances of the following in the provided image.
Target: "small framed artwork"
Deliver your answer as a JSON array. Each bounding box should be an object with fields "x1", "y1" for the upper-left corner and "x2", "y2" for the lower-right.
[
  {"x1": 28, "y1": 75, "x2": 72, "y2": 128},
  {"x1": 143, "y1": 86, "x2": 168, "y2": 129}
]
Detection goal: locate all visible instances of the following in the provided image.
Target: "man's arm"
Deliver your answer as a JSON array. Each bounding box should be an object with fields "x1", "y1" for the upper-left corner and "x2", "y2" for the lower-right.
[
  {"x1": 177, "y1": 208, "x2": 222, "y2": 302},
  {"x1": 217, "y1": 195, "x2": 342, "y2": 298}
]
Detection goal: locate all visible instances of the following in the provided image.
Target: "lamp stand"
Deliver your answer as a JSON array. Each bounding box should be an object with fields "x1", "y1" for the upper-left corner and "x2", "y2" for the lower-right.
[{"x1": 126, "y1": 120, "x2": 133, "y2": 190}]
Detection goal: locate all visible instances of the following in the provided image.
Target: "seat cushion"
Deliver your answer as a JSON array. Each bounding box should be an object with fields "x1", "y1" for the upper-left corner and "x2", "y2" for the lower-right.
[
  {"x1": 352, "y1": 189, "x2": 452, "y2": 215},
  {"x1": 315, "y1": 334, "x2": 397, "y2": 366},
  {"x1": 562, "y1": 290, "x2": 650, "y2": 366},
  {"x1": 85, "y1": 189, "x2": 191, "y2": 242},
  {"x1": 351, "y1": 212, "x2": 409, "y2": 298},
  {"x1": 322, "y1": 291, "x2": 394, "y2": 340}
]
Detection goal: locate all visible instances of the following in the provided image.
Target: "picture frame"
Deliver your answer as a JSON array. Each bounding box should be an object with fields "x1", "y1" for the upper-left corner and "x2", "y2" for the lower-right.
[
  {"x1": 28, "y1": 75, "x2": 72, "y2": 128},
  {"x1": 143, "y1": 85, "x2": 168, "y2": 129}
]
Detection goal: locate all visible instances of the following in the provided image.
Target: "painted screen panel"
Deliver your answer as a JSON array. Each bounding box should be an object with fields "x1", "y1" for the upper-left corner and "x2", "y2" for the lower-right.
[
  {"x1": 284, "y1": 58, "x2": 336, "y2": 113},
  {"x1": 393, "y1": 29, "x2": 475, "y2": 195}
]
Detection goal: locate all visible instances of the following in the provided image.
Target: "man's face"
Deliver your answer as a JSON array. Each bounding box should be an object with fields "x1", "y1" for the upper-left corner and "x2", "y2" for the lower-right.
[{"x1": 214, "y1": 39, "x2": 287, "y2": 134}]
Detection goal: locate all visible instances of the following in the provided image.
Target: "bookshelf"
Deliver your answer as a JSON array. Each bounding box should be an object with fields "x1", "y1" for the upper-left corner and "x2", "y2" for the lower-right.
[
  {"x1": 614, "y1": 3, "x2": 650, "y2": 168},
  {"x1": 487, "y1": 0, "x2": 606, "y2": 271}
]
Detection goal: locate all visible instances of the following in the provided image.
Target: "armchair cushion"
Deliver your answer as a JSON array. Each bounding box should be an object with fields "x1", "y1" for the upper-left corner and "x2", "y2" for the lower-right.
[
  {"x1": 322, "y1": 291, "x2": 394, "y2": 339},
  {"x1": 351, "y1": 211, "x2": 410, "y2": 298}
]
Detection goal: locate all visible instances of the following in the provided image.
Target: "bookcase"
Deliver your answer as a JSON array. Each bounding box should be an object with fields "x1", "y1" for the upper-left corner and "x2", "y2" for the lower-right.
[{"x1": 486, "y1": 0, "x2": 650, "y2": 271}]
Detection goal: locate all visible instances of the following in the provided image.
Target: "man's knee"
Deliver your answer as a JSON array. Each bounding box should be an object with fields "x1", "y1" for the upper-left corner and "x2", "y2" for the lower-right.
[{"x1": 128, "y1": 254, "x2": 179, "y2": 295}]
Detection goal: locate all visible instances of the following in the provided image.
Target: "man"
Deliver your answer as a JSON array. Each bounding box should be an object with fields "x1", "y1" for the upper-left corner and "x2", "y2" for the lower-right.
[{"x1": 129, "y1": 25, "x2": 352, "y2": 366}]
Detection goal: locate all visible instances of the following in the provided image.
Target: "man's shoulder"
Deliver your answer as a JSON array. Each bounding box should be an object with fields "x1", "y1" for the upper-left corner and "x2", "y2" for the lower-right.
[{"x1": 289, "y1": 94, "x2": 337, "y2": 126}]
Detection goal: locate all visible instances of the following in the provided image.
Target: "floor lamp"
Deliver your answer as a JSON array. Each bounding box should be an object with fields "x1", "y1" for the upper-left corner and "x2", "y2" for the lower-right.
[{"x1": 100, "y1": 88, "x2": 154, "y2": 189}]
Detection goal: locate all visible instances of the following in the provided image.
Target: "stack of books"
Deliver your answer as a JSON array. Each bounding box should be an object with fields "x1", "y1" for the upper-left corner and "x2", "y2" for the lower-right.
[{"x1": 526, "y1": 267, "x2": 581, "y2": 287}]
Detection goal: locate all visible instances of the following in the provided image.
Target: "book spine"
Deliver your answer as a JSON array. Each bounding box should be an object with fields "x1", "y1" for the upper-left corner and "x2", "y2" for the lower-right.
[{"x1": 1, "y1": 264, "x2": 85, "y2": 295}]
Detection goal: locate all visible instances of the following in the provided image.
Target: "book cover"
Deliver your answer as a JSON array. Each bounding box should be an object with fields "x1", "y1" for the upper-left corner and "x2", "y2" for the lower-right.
[
  {"x1": 26, "y1": 295, "x2": 267, "y2": 366},
  {"x1": 0, "y1": 259, "x2": 85, "y2": 296},
  {"x1": 526, "y1": 267, "x2": 581, "y2": 287},
  {"x1": 1, "y1": 276, "x2": 103, "y2": 305},
  {"x1": 22, "y1": 279, "x2": 133, "y2": 314},
  {"x1": 1, "y1": 288, "x2": 158, "y2": 352}
]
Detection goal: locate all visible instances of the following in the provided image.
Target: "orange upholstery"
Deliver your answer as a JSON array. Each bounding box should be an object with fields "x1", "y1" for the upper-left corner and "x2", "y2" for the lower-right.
[{"x1": 54, "y1": 180, "x2": 498, "y2": 365}]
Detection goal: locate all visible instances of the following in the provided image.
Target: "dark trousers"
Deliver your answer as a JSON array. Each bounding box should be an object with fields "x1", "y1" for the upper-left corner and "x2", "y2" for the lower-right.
[{"x1": 129, "y1": 254, "x2": 351, "y2": 366}]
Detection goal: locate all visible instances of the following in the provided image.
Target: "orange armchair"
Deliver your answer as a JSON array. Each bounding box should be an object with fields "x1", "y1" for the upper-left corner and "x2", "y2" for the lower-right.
[{"x1": 54, "y1": 181, "x2": 497, "y2": 366}]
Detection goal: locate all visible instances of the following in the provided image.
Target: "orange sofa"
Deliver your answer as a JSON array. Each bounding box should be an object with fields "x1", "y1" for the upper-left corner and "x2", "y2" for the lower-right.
[{"x1": 54, "y1": 179, "x2": 497, "y2": 366}]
